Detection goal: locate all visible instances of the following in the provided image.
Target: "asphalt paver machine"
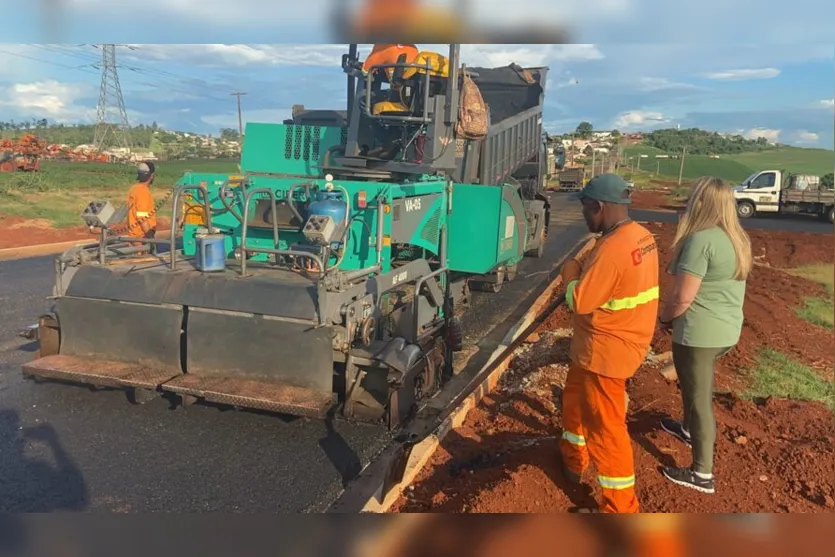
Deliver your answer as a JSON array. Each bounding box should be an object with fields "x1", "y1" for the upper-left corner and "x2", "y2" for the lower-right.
[{"x1": 23, "y1": 44, "x2": 551, "y2": 429}]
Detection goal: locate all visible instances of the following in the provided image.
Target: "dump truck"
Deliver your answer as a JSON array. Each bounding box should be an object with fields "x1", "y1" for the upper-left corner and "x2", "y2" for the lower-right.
[
  {"x1": 734, "y1": 169, "x2": 834, "y2": 223},
  {"x1": 555, "y1": 165, "x2": 585, "y2": 191},
  {"x1": 22, "y1": 45, "x2": 552, "y2": 430}
]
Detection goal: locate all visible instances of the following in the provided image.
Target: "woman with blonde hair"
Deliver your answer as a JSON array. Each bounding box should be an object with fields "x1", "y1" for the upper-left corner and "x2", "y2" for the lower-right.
[{"x1": 657, "y1": 176, "x2": 753, "y2": 494}]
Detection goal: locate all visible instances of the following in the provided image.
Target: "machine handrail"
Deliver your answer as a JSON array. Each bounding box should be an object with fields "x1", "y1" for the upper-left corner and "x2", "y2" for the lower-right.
[
  {"x1": 239, "y1": 187, "x2": 336, "y2": 278},
  {"x1": 170, "y1": 183, "x2": 213, "y2": 271}
]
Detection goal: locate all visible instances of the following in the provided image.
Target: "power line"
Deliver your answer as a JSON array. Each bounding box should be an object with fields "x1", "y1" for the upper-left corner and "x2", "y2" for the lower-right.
[
  {"x1": 0, "y1": 47, "x2": 100, "y2": 75},
  {"x1": 0, "y1": 46, "x2": 232, "y2": 106}
]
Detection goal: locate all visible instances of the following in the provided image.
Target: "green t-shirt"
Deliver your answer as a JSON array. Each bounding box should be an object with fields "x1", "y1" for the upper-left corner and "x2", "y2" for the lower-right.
[{"x1": 668, "y1": 227, "x2": 746, "y2": 348}]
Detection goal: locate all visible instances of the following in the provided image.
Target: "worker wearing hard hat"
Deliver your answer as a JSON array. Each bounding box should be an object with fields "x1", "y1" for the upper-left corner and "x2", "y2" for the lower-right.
[
  {"x1": 559, "y1": 173, "x2": 660, "y2": 514},
  {"x1": 126, "y1": 161, "x2": 158, "y2": 245}
]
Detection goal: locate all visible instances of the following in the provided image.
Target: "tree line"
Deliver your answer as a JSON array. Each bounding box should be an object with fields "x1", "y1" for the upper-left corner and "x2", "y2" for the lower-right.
[
  {"x1": 642, "y1": 128, "x2": 776, "y2": 155},
  {"x1": 565, "y1": 122, "x2": 786, "y2": 156}
]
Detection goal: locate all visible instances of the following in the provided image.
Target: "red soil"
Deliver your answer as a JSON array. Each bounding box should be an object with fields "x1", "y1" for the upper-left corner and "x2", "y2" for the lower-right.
[
  {"x1": 0, "y1": 215, "x2": 172, "y2": 249},
  {"x1": 391, "y1": 222, "x2": 834, "y2": 514},
  {"x1": 630, "y1": 189, "x2": 685, "y2": 212}
]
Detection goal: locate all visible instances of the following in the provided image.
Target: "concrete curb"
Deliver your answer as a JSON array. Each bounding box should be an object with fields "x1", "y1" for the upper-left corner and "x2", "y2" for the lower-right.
[
  {"x1": 0, "y1": 230, "x2": 173, "y2": 262},
  {"x1": 358, "y1": 234, "x2": 599, "y2": 513}
]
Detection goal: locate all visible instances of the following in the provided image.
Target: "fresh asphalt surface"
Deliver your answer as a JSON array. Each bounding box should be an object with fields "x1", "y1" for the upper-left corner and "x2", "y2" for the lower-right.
[{"x1": 0, "y1": 193, "x2": 589, "y2": 513}]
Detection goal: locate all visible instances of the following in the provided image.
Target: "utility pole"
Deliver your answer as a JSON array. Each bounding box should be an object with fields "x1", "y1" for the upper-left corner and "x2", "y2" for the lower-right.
[
  {"x1": 93, "y1": 44, "x2": 133, "y2": 156},
  {"x1": 678, "y1": 146, "x2": 687, "y2": 185},
  {"x1": 591, "y1": 149, "x2": 596, "y2": 176},
  {"x1": 231, "y1": 92, "x2": 247, "y2": 140}
]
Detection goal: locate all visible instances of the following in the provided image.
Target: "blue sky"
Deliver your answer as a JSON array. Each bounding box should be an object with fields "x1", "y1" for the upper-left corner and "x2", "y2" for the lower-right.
[{"x1": 0, "y1": 38, "x2": 832, "y2": 148}]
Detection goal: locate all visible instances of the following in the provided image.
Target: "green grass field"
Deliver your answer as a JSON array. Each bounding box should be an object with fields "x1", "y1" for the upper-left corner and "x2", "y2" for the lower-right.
[
  {"x1": 745, "y1": 349, "x2": 834, "y2": 409},
  {"x1": 622, "y1": 145, "x2": 833, "y2": 184},
  {"x1": 787, "y1": 264, "x2": 835, "y2": 331},
  {"x1": 0, "y1": 159, "x2": 240, "y2": 228}
]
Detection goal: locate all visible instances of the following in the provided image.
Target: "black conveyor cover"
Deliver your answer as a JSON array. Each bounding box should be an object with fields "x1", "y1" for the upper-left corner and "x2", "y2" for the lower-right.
[{"x1": 467, "y1": 66, "x2": 545, "y2": 125}]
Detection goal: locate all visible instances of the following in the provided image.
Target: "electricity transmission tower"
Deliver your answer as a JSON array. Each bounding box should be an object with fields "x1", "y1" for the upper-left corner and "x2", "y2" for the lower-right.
[{"x1": 93, "y1": 44, "x2": 133, "y2": 154}]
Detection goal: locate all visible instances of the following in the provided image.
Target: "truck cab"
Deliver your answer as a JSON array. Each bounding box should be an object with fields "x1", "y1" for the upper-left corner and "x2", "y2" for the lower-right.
[
  {"x1": 734, "y1": 169, "x2": 834, "y2": 222},
  {"x1": 734, "y1": 169, "x2": 782, "y2": 218}
]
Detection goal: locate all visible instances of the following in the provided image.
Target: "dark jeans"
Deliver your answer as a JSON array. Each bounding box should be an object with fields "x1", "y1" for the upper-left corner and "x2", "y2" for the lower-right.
[{"x1": 672, "y1": 342, "x2": 733, "y2": 474}]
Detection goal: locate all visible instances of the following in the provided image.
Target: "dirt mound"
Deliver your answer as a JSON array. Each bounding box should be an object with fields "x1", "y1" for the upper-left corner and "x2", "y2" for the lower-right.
[
  {"x1": 393, "y1": 346, "x2": 835, "y2": 513},
  {"x1": 5, "y1": 217, "x2": 55, "y2": 230},
  {"x1": 649, "y1": 179, "x2": 680, "y2": 188},
  {"x1": 630, "y1": 190, "x2": 684, "y2": 212},
  {"x1": 644, "y1": 222, "x2": 834, "y2": 382},
  {"x1": 746, "y1": 228, "x2": 834, "y2": 268},
  {"x1": 0, "y1": 216, "x2": 173, "y2": 250}
]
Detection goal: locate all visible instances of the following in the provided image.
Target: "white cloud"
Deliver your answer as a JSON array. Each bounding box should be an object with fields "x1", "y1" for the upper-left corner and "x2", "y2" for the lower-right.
[
  {"x1": 820, "y1": 99, "x2": 835, "y2": 108},
  {"x1": 612, "y1": 110, "x2": 670, "y2": 130},
  {"x1": 0, "y1": 80, "x2": 95, "y2": 122},
  {"x1": 741, "y1": 128, "x2": 781, "y2": 142},
  {"x1": 201, "y1": 108, "x2": 293, "y2": 130},
  {"x1": 459, "y1": 44, "x2": 603, "y2": 67},
  {"x1": 792, "y1": 130, "x2": 820, "y2": 144},
  {"x1": 635, "y1": 77, "x2": 700, "y2": 92},
  {"x1": 704, "y1": 68, "x2": 781, "y2": 81}
]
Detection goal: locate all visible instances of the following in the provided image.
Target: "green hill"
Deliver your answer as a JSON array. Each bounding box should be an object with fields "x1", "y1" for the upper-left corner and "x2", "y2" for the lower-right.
[
  {"x1": 725, "y1": 148, "x2": 833, "y2": 176},
  {"x1": 622, "y1": 145, "x2": 833, "y2": 183}
]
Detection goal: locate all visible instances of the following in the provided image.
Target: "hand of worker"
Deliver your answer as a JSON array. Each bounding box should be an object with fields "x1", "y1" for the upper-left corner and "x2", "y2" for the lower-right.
[{"x1": 561, "y1": 258, "x2": 582, "y2": 284}]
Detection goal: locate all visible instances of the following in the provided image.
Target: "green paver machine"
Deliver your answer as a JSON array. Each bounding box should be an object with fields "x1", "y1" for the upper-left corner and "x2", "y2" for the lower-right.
[{"x1": 23, "y1": 44, "x2": 552, "y2": 428}]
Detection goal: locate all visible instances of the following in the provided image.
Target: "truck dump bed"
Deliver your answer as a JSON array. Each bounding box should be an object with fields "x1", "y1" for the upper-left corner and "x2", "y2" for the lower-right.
[{"x1": 456, "y1": 65, "x2": 548, "y2": 185}]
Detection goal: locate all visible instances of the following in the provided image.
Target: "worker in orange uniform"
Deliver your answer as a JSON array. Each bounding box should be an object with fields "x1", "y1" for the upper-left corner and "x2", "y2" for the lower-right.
[
  {"x1": 559, "y1": 173, "x2": 660, "y2": 514},
  {"x1": 126, "y1": 161, "x2": 158, "y2": 247}
]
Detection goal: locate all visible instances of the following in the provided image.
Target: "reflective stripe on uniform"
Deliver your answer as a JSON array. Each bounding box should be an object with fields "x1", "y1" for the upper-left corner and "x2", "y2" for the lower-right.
[
  {"x1": 600, "y1": 286, "x2": 659, "y2": 312},
  {"x1": 566, "y1": 280, "x2": 579, "y2": 311},
  {"x1": 561, "y1": 430, "x2": 586, "y2": 447},
  {"x1": 598, "y1": 474, "x2": 636, "y2": 490},
  {"x1": 135, "y1": 211, "x2": 151, "y2": 218}
]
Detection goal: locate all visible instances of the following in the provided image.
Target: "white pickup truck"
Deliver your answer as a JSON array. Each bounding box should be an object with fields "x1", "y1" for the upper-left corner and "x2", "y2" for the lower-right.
[{"x1": 734, "y1": 169, "x2": 834, "y2": 223}]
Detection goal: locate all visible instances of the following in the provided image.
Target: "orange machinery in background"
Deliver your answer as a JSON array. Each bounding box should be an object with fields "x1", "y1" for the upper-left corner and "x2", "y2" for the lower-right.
[{"x1": 0, "y1": 134, "x2": 48, "y2": 172}]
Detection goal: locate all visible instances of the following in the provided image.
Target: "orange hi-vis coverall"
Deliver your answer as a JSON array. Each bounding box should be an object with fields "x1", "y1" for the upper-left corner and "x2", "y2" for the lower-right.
[
  {"x1": 561, "y1": 220, "x2": 660, "y2": 513},
  {"x1": 126, "y1": 181, "x2": 157, "y2": 240},
  {"x1": 362, "y1": 44, "x2": 419, "y2": 81}
]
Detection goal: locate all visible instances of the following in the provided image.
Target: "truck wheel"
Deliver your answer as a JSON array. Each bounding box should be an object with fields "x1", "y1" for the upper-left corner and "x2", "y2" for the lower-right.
[
  {"x1": 828, "y1": 207, "x2": 834, "y2": 224},
  {"x1": 737, "y1": 201, "x2": 755, "y2": 219}
]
